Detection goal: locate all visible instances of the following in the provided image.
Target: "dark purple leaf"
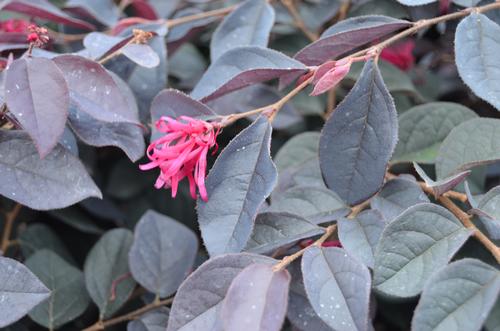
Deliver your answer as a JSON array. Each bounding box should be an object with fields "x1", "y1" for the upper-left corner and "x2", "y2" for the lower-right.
[
  {"x1": 0, "y1": 257, "x2": 51, "y2": 328},
  {"x1": 129, "y1": 210, "x2": 198, "y2": 298},
  {"x1": 0, "y1": 131, "x2": 102, "y2": 210},
  {"x1": 221, "y1": 263, "x2": 290, "y2": 331},
  {"x1": 68, "y1": 106, "x2": 145, "y2": 162},
  {"x1": 207, "y1": 84, "x2": 302, "y2": 130},
  {"x1": 167, "y1": 253, "x2": 274, "y2": 331},
  {"x1": 122, "y1": 44, "x2": 160, "y2": 69},
  {"x1": 337, "y1": 210, "x2": 387, "y2": 268},
  {"x1": 3, "y1": 0, "x2": 95, "y2": 30},
  {"x1": 5, "y1": 57, "x2": 69, "y2": 157},
  {"x1": 191, "y1": 46, "x2": 307, "y2": 102},
  {"x1": 413, "y1": 162, "x2": 470, "y2": 197},
  {"x1": 53, "y1": 55, "x2": 139, "y2": 124},
  {"x1": 198, "y1": 116, "x2": 277, "y2": 256},
  {"x1": 150, "y1": 89, "x2": 217, "y2": 140},
  {"x1": 244, "y1": 212, "x2": 324, "y2": 254},
  {"x1": 371, "y1": 176, "x2": 429, "y2": 221},
  {"x1": 301, "y1": 246, "x2": 372, "y2": 331},
  {"x1": 319, "y1": 60, "x2": 398, "y2": 206},
  {"x1": 294, "y1": 15, "x2": 410, "y2": 65},
  {"x1": 65, "y1": 0, "x2": 119, "y2": 27},
  {"x1": 211, "y1": 0, "x2": 275, "y2": 61}
]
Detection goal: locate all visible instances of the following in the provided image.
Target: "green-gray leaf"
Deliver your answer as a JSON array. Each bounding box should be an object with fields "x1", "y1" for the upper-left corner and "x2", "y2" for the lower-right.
[
  {"x1": 455, "y1": 13, "x2": 500, "y2": 111},
  {"x1": 19, "y1": 224, "x2": 74, "y2": 264},
  {"x1": 274, "y1": 132, "x2": 320, "y2": 172},
  {"x1": 436, "y1": 118, "x2": 500, "y2": 179},
  {"x1": 373, "y1": 203, "x2": 472, "y2": 297},
  {"x1": 26, "y1": 250, "x2": 89, "y2": 329},
  {"x1": 84, "y1": 229, "x2": 136, "y2": 319},
  {"x1": 412, "y1": 258, "x2": 500, "y2": 331},
  {"x1": 393, "y1": 102, "x2": 477, "y2": 164}
]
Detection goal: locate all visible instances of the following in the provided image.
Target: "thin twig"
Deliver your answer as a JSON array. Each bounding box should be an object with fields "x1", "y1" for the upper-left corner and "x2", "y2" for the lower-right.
[
  {"x1": 280, "y1": 0, "x2": 319, "y2": 42},
  {"x1": 82, "y1": 297, "x2": 174, "y2": 331},
  {"x1": 418, "y1": 181, "x2": 500, "y2": 264},
  {"x1": 0, "y1": 204, "x2": 22, "y2": 254},
  {"x1": 165, "y1": 5, "x2": 238, "y2": 28}
]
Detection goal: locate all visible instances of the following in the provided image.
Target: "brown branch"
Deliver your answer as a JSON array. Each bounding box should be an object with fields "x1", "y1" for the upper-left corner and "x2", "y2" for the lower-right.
[
  {"x1": 280, "y1": 0, "x2": 319, "y2": 42},
  {"x1": 165, "y1": 5, "x2": 238, "y2": 28},
  {"x1": 418, "y1": 184, "x2": 500, "y2": 264},
  {"x1": 0, "y1": 204, "x2": 22, "y2": 254},
  {"x1": 82, "y1": 297, "x2": 174, "y2": 331}
]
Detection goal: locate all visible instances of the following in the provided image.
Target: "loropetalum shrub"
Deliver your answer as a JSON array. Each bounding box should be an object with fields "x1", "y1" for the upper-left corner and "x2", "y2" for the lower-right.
[{"x1": 1, "y1": 0, "x2": 500, "y2": 330}]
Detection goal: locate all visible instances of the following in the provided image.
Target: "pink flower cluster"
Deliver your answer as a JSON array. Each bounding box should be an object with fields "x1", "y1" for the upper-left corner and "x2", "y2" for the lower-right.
[
  {"x1": 26, "y1": 24, "x2": 49, "y2": 47},
  {"x1": 140, "y1": 116, "x2": 220, "y2": 202}
]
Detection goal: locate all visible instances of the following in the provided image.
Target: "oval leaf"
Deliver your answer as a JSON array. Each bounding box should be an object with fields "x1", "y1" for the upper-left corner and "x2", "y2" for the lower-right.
[
  {"x1": 295, "y1": 16, "x2": 410, "y2": 65},
  {"x1": 191, "y1": 46, "x2": 306, "y2": 102},
  {"x1": 53, "y1": 55, "x2": 139, "y2": 124},
  {"x1": 436, "y1": 118, "x2": 500, "y2": 179},
  {"x1": 198, "y1": 116, "x2": 278, "y2": 256},
  {"x1": 455, "y1": 13, "x2": 500, "y2": 111},
  {"x1": 245, "y1": 212, "x2": 324, "y2": 254},
  {"x1": 301, "y1": 246, "x2": 372, "y2": 331},
  {"x1": 129, "y1": 210, "x2": 198, "y2": 298},
  {"x1": 127, "y1": 307, "x2": 169, "y2": 331},
  {"x1": 167, "y1": 253, "x2": 274, "y2": 331},
  {"x1": 0, "y1": 257, "x2": 50, "y2": 328},
  {"x1": 4, "y1": 0, "x2": 95, "y2": 30},
  {"x1": 0, "y1": 131, "x2": 102, "y2": 210},
  {"x1": 122, "y1": 44, "x2": 161, "y2": 69},
  {"x1": 84, "y1": 229, "x2": 136, "y2": 319},
  {"x1": 337, "y1": 210, "x2": 387, "y2": 268},
  {"x1": 211, "y1": 0, "x2": 275, "y2": 61},
  {"x1": 221, "y1": 263, "x2": 290, "y2": 331},
  {"x1": 5, "y1": 57, "x2": 69, "y2": 157},
  {"x1": 371, "y1": 176, "x2": 429, "y2": 221},
  {"x1": 412, "y1": 258, "x2": 500, "y2": 331},
  {"x1": 373, "y1": 203, "x2": 472, "y2": 298},
  {"x1": 319, "y1": 60, "x2": 398, "y2": 206},
  {"x1": 26, "y1": 250, "x2": 90, "y2": 329},
  {"x1": 393, "y1": 102, "x2": 477, "y2": 164}
]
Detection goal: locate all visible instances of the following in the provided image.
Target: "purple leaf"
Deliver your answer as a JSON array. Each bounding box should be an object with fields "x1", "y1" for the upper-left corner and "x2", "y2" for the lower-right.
[
  {"x1": 211, "y1": 0, "x2": 275, "y2": 61},
  {"x1": 319, "y1": 60, "x2": 398, "y2": 206},
  {"x1": 5, "y1": 57, "x2": 69, "y2": 158},
  {"x1": 198, "y1": 117, "x2": 278, "y2": 256},
  {"x1": 167, "y1": 7, "x2": 217, "y2": 45},
  {"x1": 3, "y1": 0, "x2": 95, "y2": 30},
  {"x1": 167, "y1": 253, "x2": 274, "y2": 331},
  {"x1": 82, "y1": 32, "x2": 127, "y2": 60},
  {"x1": 53, "y1": 55, "x2": 139, "y2": 124},
  {"x1": 0, "y1": 131, "x2": 102, "y2": 210},
  {"x1": 65, "y1": 0, "x2": 119, "y2": 27},
  {"x1": 68, "y1": 107, "x2": 145, "y2": 162},
  {"x1": 221, "y1": 263, "x2": 290, "y2": 331},
  {"x1": 190, "y1": 46, "x2": 307, "y2": 102},
  {"x1": 0, "y1": 257, "x2": 51, "y2": 328},
  {"x1": 310, "y1": 60, "x2": 352, "y2": 96},
  {"x1": 301, "y1": 246, "x2": 372, "y2": 331},
  {"x1": 295, "y1": 15, "x2": 410, "y2": 65},
  {"x1": 122, "y1": 44, "x2": 160, "y2": 69},
  {"x1": 413, "y1": 162, "x2": 471, "y2": 197},
  {"x1": 150, "y1": 89, "x2": 217, "y2": 140}
]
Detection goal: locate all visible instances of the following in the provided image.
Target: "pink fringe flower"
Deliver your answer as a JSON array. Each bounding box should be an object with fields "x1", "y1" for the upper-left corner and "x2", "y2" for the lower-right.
[{"x1": 140, "y1": 116, "x2": 220, "y2": 202}]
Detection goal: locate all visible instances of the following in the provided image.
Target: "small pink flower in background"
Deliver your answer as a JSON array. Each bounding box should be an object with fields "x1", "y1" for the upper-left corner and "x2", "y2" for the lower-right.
[
  {"x1": 140, "y1": 116, "x2": 220, "y2": 202},
  {"x1": 0, "y1": 19, "x2": 30, "y2": 33},
  {"x1": 380, "y1": 39, "x2": 415, "y2": 71}
]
